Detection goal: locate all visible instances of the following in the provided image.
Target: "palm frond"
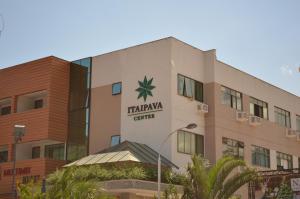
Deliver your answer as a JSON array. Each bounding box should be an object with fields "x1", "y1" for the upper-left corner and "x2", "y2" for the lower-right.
[
  {"x1": 210, "y1": 157, "x2": 246, "y2": 199},
  {"x1": 217, "y1": 168, "x2": 258, "y2": 199}
]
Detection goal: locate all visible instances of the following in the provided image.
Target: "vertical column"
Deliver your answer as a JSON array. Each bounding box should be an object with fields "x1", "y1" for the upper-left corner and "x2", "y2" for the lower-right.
[
  {"x1": 293, "y1": 155, "x2": 298, "y2": 169},
  {"x1": 270, "y1": 149, "x2": 277, "y2": 170}
]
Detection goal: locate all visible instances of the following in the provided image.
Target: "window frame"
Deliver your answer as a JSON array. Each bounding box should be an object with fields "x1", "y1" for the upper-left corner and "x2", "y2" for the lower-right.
[
  {"x1": 251, "y1": 145, "x2": 270, "y2": 168},
  {"x1": 274, "y1": 106, "x2": 291, "y2": 128},
  {"x1": 32, "y1": 146, "x2": 41, "y2": 159},
  {"x1": 249, "y1": 97, "x2": 268, "y2": 119},
  {"x1": 44, "y1": 143, "x2": 65, "y2": 160},
  {"x1": 0, "y1": 97, "x2": 12, "y2": 116},
  {"x1": 222, "y1": 137, "x2": 244, "y2": 159},
  {"x1": 220, "y1": 86, "x2": 243, "y2": 111},
  {"x1": 276, "y1": 151, "x2": 293, "y2": 170},
  {"x1": 111, "y1": 135, "x2": 121, "y2": 146},
  {"x1": 34, "y1": 99, "x2": 44, "y2": 109},
  {"x1": 1, "y1": 105, "x2": 11, "y2": 115},
  {"x1": 0, "y1": 145, "x2": 8, "y2": 163},
  {"x1": 177, "y1": 74, "x2": 203, "y2": 102},
  {"x1": 177, "y1": 130, "x2": 204, "y2": 156},
  {"x1": 112, "y1": 82, "x2": 122, "y2": 95},
  {"x1": 296, "y1": 115, "x2": 300, "y2": 131}
]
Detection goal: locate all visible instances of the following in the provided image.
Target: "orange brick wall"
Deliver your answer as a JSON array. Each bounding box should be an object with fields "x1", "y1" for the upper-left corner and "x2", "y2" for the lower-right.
[{"x1": 0, "y1": 56, "x2": 70, "y2": 197}]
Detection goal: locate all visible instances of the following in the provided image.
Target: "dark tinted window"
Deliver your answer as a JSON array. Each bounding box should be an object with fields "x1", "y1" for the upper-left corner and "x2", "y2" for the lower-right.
[
  {"x1": 34, "y1": 99, "x2": 44, "y2": 109},
  {"x1": 32, "y1": 146, "x2": 40, "y2": 159},
  {"x1": 0, "y1": 145, "x2": 8, "y2": 163},
  {"x1": 1, "y1": 106, "x2": 11, "y2": 115}
]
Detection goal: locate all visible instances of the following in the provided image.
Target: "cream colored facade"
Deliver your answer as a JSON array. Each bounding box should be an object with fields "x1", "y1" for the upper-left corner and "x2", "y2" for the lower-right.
[{"x1": 89, "y1": 37, "x2": 300, "y2": 177}]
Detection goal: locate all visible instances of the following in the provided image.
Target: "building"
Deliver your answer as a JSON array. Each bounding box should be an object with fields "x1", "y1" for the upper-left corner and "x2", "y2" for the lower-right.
[
  {"x1": 88, "y1": 37, "x2": 300, "y2": 197},
  {"x1": 0, "y1": 57, "x2": 70, "y2": 198},
  {"x1": 0, "y1": 37, "x2": 300, "y2": 198}
]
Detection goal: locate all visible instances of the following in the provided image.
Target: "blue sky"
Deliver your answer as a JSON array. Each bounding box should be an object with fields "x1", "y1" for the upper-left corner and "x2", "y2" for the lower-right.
[{"x1": 0, "y1": 0, "x2": 299, "y2": 96}]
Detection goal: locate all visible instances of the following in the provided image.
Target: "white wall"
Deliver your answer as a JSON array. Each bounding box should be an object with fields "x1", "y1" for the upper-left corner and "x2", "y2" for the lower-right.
[{"x1": 169, "y1": 38, "x2": 208, "y2": 169}]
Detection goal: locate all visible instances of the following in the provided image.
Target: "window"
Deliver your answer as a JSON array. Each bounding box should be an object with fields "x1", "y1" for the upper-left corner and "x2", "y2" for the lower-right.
[
  {"x1": 251, "y1": 145, "x2": 270, "y2": 168},
  {"x1": 34, "y1": 99, "x2": 44, "y2": 109},
  {"x1": 177, "y1": 74, "x2": 203, "y2": 102},
  {"x1": 32, "y1": 146, "x2": 40, "y2": 159},
  {"x1": 1, "y1": 106, "x2": 11, "y2": 115},
  {"x1": 274, "y1": 107, "x2": 291, "y2": 128},
  {"x1": 112, "y1": 82, "x2": 122, "y2": 95},
  {"x1": 177, "y1": 131, "x2": 204, "y2": 155},
  {"x1": 0, "y1": 98, "x2": 12, "y2": 116},
  {"x1": 249, "y1": 97, "x2": 268, "y2": 119},
  {"x1": 221, "y1": 86, "x2": 242, "y2": 111},
  {"x1": 111, "y1": 135, "x2": 121, "y2": 146},
  {"x1": 0, "y1": 145, "x2": 8, "y2": 163},
  {"x1": 17, "y1": 91, "x2": 47, "y2": 112},
  {"x1": 222, "y1": 137, "x2": 244, "y2": 159},
  {"x1": 276, "y1": 152, "x2": 293, "y2": 170},
  {"x1": 45, "y1": 144, "x2": 65, "y2": 160},
  {"x1": 296, "y1": 115, "x2": 300, "y2": 131}
]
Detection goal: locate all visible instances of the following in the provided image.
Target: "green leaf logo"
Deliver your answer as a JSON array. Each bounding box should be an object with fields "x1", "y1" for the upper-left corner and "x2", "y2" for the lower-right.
[{"x1": 135, "y1": 76, "x2": 155, "y2": 101}]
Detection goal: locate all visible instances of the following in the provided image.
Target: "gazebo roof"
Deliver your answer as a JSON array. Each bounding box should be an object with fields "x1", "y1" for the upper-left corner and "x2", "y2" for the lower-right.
[{"x1": 65, "y1": 141, "x2": 178, "y2": 169}]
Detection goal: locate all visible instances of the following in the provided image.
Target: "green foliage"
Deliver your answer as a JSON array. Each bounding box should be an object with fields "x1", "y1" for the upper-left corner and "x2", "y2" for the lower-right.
[
  {"x1": 276, "y1": 183, "x2": 293, "y2": 199},
  {"x1": 163, "y1": 184, "x2": 179, "y2": 199},
  {"x1": 17, "y1": 181, "x2": 45, "y2": 199},
  {"x1": 183, "y1": 155, "x2": 260, "y2": 199},
  {"x1": 19, "y1": 163, "x2": 185, "y2": 199}
]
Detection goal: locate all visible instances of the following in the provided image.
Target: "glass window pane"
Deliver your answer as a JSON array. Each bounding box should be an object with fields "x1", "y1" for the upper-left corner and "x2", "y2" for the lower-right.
[
  {"x1": 195, "y1": 135, "x2": 204, "y2": 155},
  {"x1": 296, "y1": 116, "x2": 300, "y2": 131},
  {"x1": 112, "y1": 82, "x2": 122, "y2": 95},
  {"x1": 0, "y1": 145, "x2": 8, "y2": 163},
  {"x1": 237, "y1": 98, "x2": 242, "y2": 111},
  {"x1": 45, "y1": 144, "x2": 65, "y2": 160},
  {"x1": 232, "y1": 96, "x2": 237, "y2": 109},
  {"x1": 32, "y1": 146, "x2": 40, "y2": 159},
  {"x1": 191, "y1": 134, "x2": 195, "y2": 154},
  {"x1": 177, "y1": 75, "x2": 185, "y2": 96},
  {"x1": 177, "y1": 131, "x2": 185, "y2": 153},
  {"x1": 251, "y1": 145, "x2": 270, "y2": 168},
  {"x1": 184, "y1": 133, "x2": 191, "y2": 154},
  {"x1": 1, "y1": 106, "x2": 11, "y2": 115},
  {"x1": 185, "y1": 78, "x2": 194, "y2": 98},
  {"x1": 111, "y1": 135, "x2": 121, "y2": 146},
  {"x1": 263, "y1": 107, "x2": 268, "y2": 119},
  {"x1": 194, "y1": 81, "x2": 203, "y2": 102}
]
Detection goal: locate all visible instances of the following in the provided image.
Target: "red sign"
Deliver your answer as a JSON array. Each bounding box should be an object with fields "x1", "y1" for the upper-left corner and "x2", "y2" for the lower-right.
[{"x1": 3, "y1": 167, "x2": 31, "y2": 177}]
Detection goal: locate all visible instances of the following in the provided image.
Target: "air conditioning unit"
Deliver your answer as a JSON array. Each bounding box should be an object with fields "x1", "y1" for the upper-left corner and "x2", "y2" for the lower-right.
[
  {"x1": 285, "y1": 129, "x2": 297, "y2": 138},
  {"x1": 197, "y1": 103, "x2": 208, "y2": 113},
  {"x1": 249, "y1": 116, "x2": 261, "y2": 126},
  {"x1": 236, "y1": 111, "x2": 248, "y2": 122}
]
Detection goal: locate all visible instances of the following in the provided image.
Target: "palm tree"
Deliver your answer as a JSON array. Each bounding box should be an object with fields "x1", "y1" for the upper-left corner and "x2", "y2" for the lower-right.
[
  {"x1": 183, "y1": 155, "x2": 260, "y2": 199},
  {"x1": 46, "y1": 166, "x2": 111, "y2": 199},
  {"x1": 18, "y1": 166, "x2": 112, "y2": 199}
]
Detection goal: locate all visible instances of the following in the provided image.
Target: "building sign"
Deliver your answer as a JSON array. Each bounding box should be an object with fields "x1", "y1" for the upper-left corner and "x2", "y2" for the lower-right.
[
  {"x1": 128, "y1": 76, "x2": 163, "y2": 121},
  {"x1": 3, "y1": 167, "x2": 31, "y2": 177},
  {"x1": 291, "y1": 178, "x2": 300, "y2": 192}
]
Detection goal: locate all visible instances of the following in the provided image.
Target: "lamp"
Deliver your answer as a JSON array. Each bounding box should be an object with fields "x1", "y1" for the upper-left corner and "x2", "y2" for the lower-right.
[
  {"x1": 157, "y1": 123, "x2": 197, "y2": 199},
  {"x1": 12, "y1": 124, "x2": 26, "y2": 199}
]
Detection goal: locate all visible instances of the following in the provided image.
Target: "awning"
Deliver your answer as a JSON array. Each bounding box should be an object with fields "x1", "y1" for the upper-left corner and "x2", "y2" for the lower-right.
[{"x1": 65, "y1": 141, "x2": 178, "y2": 169}]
